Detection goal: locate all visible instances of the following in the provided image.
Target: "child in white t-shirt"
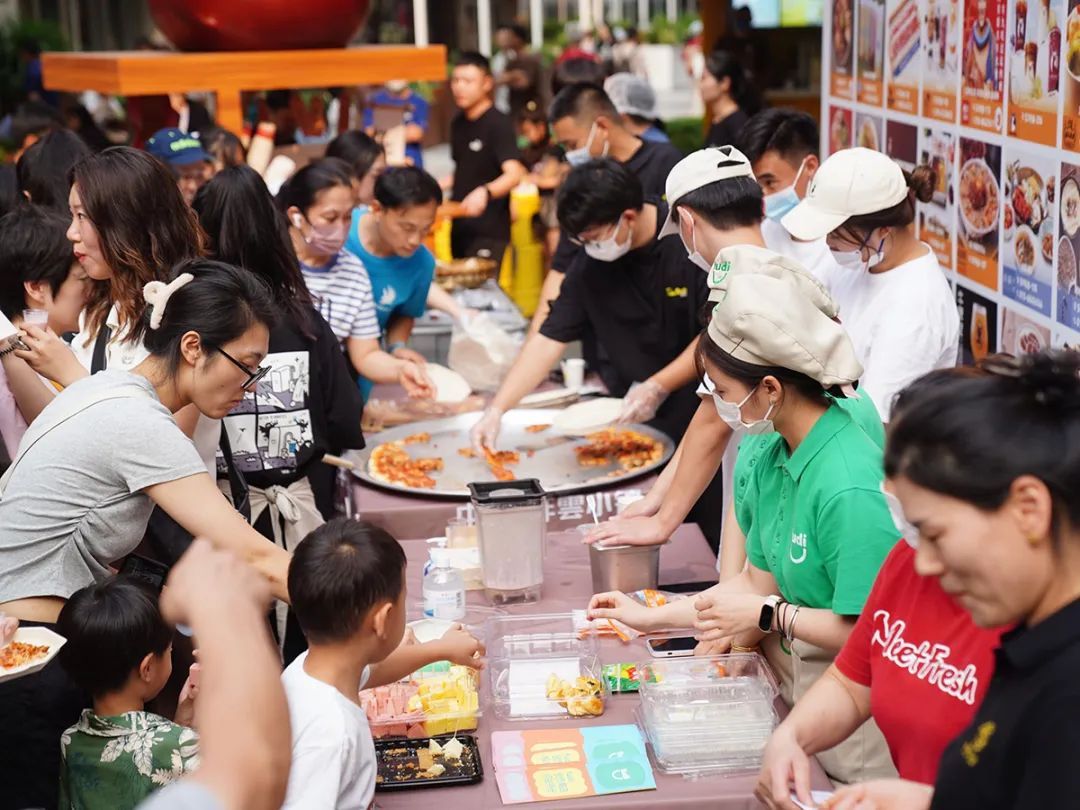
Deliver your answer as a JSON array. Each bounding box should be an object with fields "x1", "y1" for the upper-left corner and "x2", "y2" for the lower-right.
[{"x1": 281, "y1": 518, "x2": 484, "y2": 809}]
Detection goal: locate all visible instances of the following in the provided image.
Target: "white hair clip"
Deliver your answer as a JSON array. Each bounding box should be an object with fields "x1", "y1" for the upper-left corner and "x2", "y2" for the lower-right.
[{"x1": 143, "y1": 273, "x2": 194, "y2": 331}]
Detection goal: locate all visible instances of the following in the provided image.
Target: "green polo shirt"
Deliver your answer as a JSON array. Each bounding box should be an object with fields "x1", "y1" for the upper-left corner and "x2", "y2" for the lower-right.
[
  {"x1": 741, "y1": 398, "x2": 898, "y2": 615},
  {"x1": 734, "y1": 392, "x2": 884, "y2": 536}
]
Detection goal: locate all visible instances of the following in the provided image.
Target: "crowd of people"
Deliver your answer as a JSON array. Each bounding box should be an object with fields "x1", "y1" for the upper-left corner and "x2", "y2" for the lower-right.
[{"x1": 0, "y1": 22, "x2": 1078, "y2": 810}]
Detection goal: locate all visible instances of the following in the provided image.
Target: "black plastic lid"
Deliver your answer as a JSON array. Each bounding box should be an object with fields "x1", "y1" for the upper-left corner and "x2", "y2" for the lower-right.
[{"x1": 467, "y1": 478, "x2": 546, "y2": 505}]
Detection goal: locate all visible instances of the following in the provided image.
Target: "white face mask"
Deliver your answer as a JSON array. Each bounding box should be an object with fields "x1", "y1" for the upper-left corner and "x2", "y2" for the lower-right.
[
  {"x1": 565, "y1": 122, "x2": 608, "y2": 167},
  {"x1": 583, "y1": 215, "x2": 632, "y2": 262},
  {"x1": 763, "y1": 159, "x2": 808, "y2": 221},
  {"x1": 680, "y1": 211, "x2": 711, "y2": 272},
  {"x1": 830, "y1": 232, "x2": 886, "y2": 272},
  {"x1": 712, "y1": 384, "x2": 776, "y2": 435}
]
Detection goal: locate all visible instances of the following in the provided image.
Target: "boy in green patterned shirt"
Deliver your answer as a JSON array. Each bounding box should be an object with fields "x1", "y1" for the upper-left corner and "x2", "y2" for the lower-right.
[{"x1": 56, "y1": 577, "x2": 199, "y2": 809}]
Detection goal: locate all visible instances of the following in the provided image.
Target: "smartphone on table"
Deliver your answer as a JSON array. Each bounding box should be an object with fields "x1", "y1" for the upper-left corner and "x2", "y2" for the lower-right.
[{"x1": 646, "y1": 636, "x2": 698, "y2": 658}]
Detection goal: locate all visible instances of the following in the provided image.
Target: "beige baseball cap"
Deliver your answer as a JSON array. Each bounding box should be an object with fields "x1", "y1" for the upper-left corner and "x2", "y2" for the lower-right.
[
  {"x1": 704, "y1": 244, "x2": 838, "y2": 319},
  {"x1": 658, "y1": 145, "x2": 756, "y2": 238},
  {"x1": 707, "y1": 272, "x2": 863, "y2": 390},
  {"x1": 780, "y1": 147, "x2": 909, "y2": 241}
]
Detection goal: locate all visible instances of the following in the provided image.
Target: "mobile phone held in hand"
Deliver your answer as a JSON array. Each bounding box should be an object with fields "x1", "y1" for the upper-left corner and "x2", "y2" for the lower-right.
[
  {"x1": 646, "y1": 636, "x2": 697, "y2": 658},
  {"x1": 119, "y1": 555, "x2": 170, "y2": 594}
]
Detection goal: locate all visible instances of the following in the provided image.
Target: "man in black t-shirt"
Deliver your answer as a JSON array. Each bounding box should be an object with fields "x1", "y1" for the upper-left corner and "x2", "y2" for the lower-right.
[
  {"x1": 527, "y1": 83, "x2": 683, "y2": 388},
  {"x1": 447, "y1": 52, "x2": 527, "y2": 261},
  {"x1": 470, "y1": 159, "x2": 706, "y2": 452}
]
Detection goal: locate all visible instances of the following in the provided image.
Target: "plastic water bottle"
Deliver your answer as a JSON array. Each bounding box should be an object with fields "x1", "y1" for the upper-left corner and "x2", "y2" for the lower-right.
[{"x1": 423, "y1": 548, "x2": 466, "y2": 620}]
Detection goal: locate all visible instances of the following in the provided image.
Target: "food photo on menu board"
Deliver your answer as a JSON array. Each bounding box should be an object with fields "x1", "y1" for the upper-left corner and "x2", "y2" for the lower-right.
[
  {"x1": 886, "y1": 0, "x2": 922, "y2": 113},
  {"x1": 919, "y1": 127, "x2": 958, "y2": 269},
  {"x1": 886, "y1": 120, "x2": 919, "y2": 170},
  {"x1": 1001, "y1": 147, "x2": 1057, "y2": 316},
  {"x1": 832, "y1": 0, "x2": 856, "y2": 97},
  {"x1": 924, "y1": 0, "x2": 961, "y2": 121},
  {"x1": 957, "y1": 137, "x2": 1003, "y2": 289},
  {"x1": 829, "y1": 105, "x2": 854, "y2": 154},
  {"x1": 961, "y1": 0, "x2": 1008, "y2": 132},
  {"x1": 858, "y1": 0, "x2": 886, "y2": 105},
  {"x1": 1062, "y1": 0, "x2": 1080, "y2": 148},
  {"x1": 1057, "y1": 162, "x2": 1080, "y2": 329},
  {"x1": 956, "y1": 283, "x2": 1000, "y2": 363},
  {"x1": 1002, "y1": 306, "x2": 1053, "y2": 353},
  {"x1": 855, "y1": 112, "x2": 884, "y2": 150},
  {"x1": 1007, "y1": 0, "x2": 1064, "y2": 144}
]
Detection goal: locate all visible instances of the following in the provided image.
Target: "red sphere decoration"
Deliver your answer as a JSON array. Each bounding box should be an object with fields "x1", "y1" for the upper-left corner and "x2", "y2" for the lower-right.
[{"x1": 148, "y1": 0, "x2": 372, "y2": 51}]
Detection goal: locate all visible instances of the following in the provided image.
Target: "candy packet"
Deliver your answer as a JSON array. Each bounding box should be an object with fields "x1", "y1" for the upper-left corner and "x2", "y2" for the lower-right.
[{"x1": 602, "y1": 663, "x2": 658, "y2": 693}]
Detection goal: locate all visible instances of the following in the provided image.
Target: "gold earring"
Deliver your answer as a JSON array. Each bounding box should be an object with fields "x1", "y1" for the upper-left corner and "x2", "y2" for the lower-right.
[{"x1": 1027, "y1": 535, "x2": 1042, "y2": 546}]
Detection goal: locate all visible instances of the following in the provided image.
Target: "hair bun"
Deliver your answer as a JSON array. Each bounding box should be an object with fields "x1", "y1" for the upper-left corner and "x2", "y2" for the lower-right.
[
  {"x1": 906, "y1": 165, "x2": 937, "y2": 204},
  {"x1": 996, "y1": 350, "x2": 1080, "y2": 408}
]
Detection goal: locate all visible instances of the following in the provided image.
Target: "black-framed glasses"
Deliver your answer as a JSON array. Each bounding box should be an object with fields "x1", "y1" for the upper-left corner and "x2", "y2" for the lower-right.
[{"x1": 213, "y1": 345, "x2": 271, "y2": 389}]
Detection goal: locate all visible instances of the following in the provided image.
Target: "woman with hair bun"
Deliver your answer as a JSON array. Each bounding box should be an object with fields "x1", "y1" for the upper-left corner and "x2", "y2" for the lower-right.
[
  {"x1": 824, "y1": 350, "x2": 1080, "y2": 810},
  {"x1": 781, "y1": 147, "x2": 959, "y2": 421},
  {"x1": 701, "y1": 50, "x2": 762, "y2": 148}
]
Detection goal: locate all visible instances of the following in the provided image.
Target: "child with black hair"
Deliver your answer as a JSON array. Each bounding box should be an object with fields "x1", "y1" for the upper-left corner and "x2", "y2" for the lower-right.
[
  {"x1": 0, "y1": 206, "x2": 89, "y2": 457},
  {"x1": 281, "y1": 518, "x2": 484, "y2": 809},
  {"x1": 516, "y1": 101, "x2": 566, "y2": 259},
  {"x1": 343, "y1": 166, "x2": 441, "y2": 397},
  {"x1": 56, "y1": 577, "x2": 200, "y2": 809}
]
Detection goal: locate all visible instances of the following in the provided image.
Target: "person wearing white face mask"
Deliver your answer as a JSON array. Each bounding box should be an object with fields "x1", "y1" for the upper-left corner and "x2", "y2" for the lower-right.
[
  {"x1": 588, "y1": 269, "x2": 899, "y2": 786},
  {"x1": 470, "y1": 158, "x2": 708, "y2": 484},
  {"x1": 277, "y1": 158, "x2": 433, "y2": 399},
  {"x1": 588, "y1": 145, "x2": 879, "y2": 557},
  {"x1": 735, "y1": 109, "x2": 843, "y2": 286},
  {"x1": 781, "y1": 147, "x2": 959, "y2": 421}
]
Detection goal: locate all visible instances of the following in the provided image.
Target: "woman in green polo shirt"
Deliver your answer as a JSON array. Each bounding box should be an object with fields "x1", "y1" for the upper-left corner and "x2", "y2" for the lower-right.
[{"x1": 589, "y1": 270, "x2": 899, "y2": 783}]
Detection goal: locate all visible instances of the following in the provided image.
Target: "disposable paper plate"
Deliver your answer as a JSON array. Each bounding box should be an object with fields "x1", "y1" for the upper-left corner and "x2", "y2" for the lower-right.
[
  {"x1": 0, "y1": 626, "x2": 66, "y2": 684},
  {"x1": 426, "y1": 363, "x2": 472, "y2": 403},
  {"x1": 519, "y1": 387, "x2": 577, "y2": 407},
  {"x1": 552, "y1": 398, "x2": 624, "y2": 435},
  {"x1": 409, "y1": 618, "x2": 457, "y2": 644}
]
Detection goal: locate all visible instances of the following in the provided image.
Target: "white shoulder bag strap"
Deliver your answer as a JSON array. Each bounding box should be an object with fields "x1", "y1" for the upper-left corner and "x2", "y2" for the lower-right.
[{"x1": 0, "y1": 380, "x2": 152, "y2": 497}]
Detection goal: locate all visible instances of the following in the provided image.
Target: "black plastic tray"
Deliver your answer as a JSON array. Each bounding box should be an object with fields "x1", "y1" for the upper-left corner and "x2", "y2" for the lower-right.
[{"x1": 374, "y1": 734, "x2": 483, "y2": 791}]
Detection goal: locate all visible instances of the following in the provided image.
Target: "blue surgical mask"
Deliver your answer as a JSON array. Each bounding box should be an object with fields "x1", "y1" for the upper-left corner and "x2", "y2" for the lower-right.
[
  {"x1": 763, "y1": 159, "x2": 808, "y2": 221},
  {"x1": 712, "y1": 384, "x2": 776, "y2": 435},
  {"x1": 564, "y1": 122, "x2": 608, "y2": 167}
]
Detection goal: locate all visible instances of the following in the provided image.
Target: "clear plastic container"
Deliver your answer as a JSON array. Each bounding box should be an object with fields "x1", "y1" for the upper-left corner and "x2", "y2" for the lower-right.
[
  {"x1": 362, "y1": 665, "x2": 482, "y2": 739},
  {"x1": 485, "y1": 613, "x2": 608, "y2": 720},
  {"x1": 635, "y1": 654, "x2": 779, "y2": 774}
]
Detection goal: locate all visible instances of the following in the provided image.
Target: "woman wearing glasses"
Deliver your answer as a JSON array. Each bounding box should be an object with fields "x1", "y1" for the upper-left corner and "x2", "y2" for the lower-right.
[
  {"x1": 756, "y1": 366, "x2": 1005, "y2": 810},
  {"x1": 0, "y1": 260, "x2": 293, "y2": 809}
]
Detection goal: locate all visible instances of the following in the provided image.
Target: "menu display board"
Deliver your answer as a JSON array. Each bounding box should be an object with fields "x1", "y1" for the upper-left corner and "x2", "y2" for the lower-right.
[
  {"x1": 1062, "y1": 2, "x2": 1080, "y2": 149},
  {"x1": 1001, "y1": 146, "x2": 1057, "y2": 316},
  {"x1": 924, "y1": 0, "x2": 962, "y2": 121},
  {"x1": 829, "y1": 105, "x2": 855, "y2": 153},
  {"x1": 1057, "y1": 162, "x2": 1080, "y2": 328},
  {"x1": 886, "y1": 0, "x2": 921, "y2": 112},
  {"x1": 1007, "y1": 0, "x2": 1065, "y2": 144},
  {"x1": 918, "y1": 127, "x2": 958, "y2": 269},
  {"x1": 855, "y1": 111, "x2": 885, "y2": 150},
  {"x1": 956, "y1": 137, "x2": 1003, "y2": 289},
  {"x1": 832, "y1": 0, "x2": 856, "y2": 97},
  {"x1": 825, "y1": 0, "x2": 1080, "y2": 353},
  {"x1": 857, "y1": 0, "x2": 886, "y2": 105},
  {"x1": 961, "y1": 0, "x2": 1008, "y2": 133}
]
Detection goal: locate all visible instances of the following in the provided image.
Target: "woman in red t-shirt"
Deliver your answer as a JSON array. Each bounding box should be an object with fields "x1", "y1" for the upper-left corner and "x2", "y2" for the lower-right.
[{"x1": 755, "y1": 366, "x2": 1004, "y2": 809}]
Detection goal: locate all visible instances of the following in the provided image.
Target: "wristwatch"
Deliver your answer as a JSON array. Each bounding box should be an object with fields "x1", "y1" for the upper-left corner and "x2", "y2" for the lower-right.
[{"x1": 758, "y1": 595, "x2": 783, "y2": 633}]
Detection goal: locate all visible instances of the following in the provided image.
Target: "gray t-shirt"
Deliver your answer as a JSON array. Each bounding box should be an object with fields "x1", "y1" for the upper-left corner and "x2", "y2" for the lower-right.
[{"x1": 0, "y1": 370, "x2": 206, "y2": 602}]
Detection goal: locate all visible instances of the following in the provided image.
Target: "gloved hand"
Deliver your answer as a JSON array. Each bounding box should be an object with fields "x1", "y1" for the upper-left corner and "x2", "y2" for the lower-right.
[
  {"x1": 470, "y1": 405, "x2": 505, "y2": 453},
  {"x1": 617, "y1": 380, "x2": 668, "y2": 424}
]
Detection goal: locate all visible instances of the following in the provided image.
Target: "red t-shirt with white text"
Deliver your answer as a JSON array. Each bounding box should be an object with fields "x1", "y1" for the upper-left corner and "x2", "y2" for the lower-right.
[{"x1": 834, "y1": 542, "x2": 1004, "y2": 784}]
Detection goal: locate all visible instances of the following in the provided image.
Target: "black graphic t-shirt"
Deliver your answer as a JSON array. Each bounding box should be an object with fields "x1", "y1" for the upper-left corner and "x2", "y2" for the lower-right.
[{"x1": 221, "y1": 308, "x2": 364, "y2": 517}]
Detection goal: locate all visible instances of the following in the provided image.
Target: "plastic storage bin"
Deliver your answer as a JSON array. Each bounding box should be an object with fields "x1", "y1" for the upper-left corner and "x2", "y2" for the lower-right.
[
  {"x1": 636, "y1": 654, "x2": 779, "y2": 774},
  {"x1": 361, "y1": 665, "x2": 482, "y2": 739},
  {"x1": 485, "y1": 613, "x2": 608, "y2": 720}
]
